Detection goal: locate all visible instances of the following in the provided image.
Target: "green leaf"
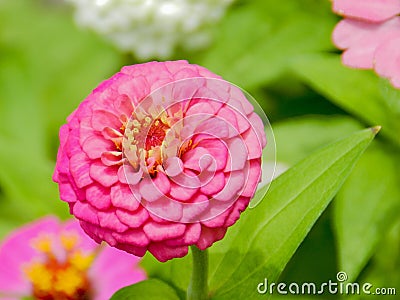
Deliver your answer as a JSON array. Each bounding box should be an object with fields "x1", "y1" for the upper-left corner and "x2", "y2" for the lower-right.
[
  {"x1": 334, "y1": 143, "x2": 400, "y2": 281},
  {"x1": 291, "y1": 54, "x2": 400, "y2": 146},
  {"x1": 197, "y1": 0, "x2": 336, "y2": 89},
  {"x1": 110, "y1": 279, "x2": 181, "y2": 300},
  {"x1": 140, "y1": 252, "x2": 191, "y2": 295},
  {"x1": 208, "y1": 127, "x2": 378, "y2": 299},
  {"x1": 271, "y1": 115, "x2": 363, "y2": 165}
]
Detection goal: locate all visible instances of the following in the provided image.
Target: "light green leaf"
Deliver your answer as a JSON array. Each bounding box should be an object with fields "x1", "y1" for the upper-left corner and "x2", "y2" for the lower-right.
[
  {"x1": 198, "y1": 0, "x2": 335, "y2": 89},
  {"x1": 291, "y1": 54, "x2": 400, "y2": 146},
  {"x1": 208, "y1": 127, "x2": 378, "y2": 299},
  {"x1": 334, "y1": 143, "x2": 400, "y2": 281},
  {"x1": 140, "y1": 252, "x2": 191, "y2": 295},
  {"x1": 271, "y1": 115, "x2": 363, "y2": 164},
  {"x1": 110, "y1": 279, "x2": 181, "y2": 300}
]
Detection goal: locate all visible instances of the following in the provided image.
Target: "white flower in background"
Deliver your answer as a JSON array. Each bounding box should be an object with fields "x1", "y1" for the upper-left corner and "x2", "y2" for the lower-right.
[{"x1": 67, "y1": 0, "x2": 233, "y2": 59}]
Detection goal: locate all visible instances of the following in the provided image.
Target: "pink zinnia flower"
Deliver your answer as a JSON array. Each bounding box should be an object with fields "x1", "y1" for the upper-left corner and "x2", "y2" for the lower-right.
[
  {"x1": 332, "y1": 0, "x2": 400, "y2": 88},
  {"x1": 53, "y1": 60, "x2": 266, "y2": 262},
  {"x1": 0, "y1": 216, "x2": 145, "y2": 300}
]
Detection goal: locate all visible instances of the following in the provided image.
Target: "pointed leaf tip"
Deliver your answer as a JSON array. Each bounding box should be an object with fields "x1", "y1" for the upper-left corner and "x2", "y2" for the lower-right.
[{"x1": 371, "y1": 125, "x2": 381, "y2": 135}]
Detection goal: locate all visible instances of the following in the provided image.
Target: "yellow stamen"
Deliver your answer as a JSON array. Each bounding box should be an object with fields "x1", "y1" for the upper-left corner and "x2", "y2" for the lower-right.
[
  {"x1": 31, "y1": 235, "x2": 52, "y2": 254},
  {"x1": 24, "y1": 262, "x2": 53, "y2": 292},
  {"x1": 70, "y1": 251, "x2": 94, "y2": 272},
  {"x1": 60, "y1": 232, "x2": 78, "y2": 252},
  {"x1": 54, "y1": 267, "x2": 85, "y2": 296},
  {"x1": 25, "y1": 232, "x2": 95, "y2": 299}
]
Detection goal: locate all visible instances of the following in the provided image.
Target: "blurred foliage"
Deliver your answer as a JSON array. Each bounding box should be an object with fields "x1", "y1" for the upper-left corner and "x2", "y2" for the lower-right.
[{"x1": 0, "y1": 0, "x2": 399, "y2": 299}]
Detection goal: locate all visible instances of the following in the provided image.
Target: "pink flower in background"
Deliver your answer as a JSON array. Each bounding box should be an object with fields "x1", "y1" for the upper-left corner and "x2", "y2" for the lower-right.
[
  {"x1": 332, "y1": 0, "x2": 400, "y2": 88},
  {"x1": 53, "y1": 60, "x2": 266, "y2": 262},
  {"x1": 0, "y1": 216, "x2": 145, "y2": 300}
]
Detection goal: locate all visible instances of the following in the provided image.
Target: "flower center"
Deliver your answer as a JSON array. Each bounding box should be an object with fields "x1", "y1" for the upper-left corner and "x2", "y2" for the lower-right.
[
  {"x1": 123, "y1": 109, "x2": 172, "y2": 175},
  {"x1": 145, "y1": 119, "x2": 169, "y2": 151},
  {"x1": 24, "y1": 233, "x2": 94, "y2": 300}
]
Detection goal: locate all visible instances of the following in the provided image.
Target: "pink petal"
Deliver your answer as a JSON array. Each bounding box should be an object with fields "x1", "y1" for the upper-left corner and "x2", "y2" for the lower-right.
[
  {"x1": 0, "y1": 217, "x2": 60, "y2": 295},
  {"x1": 194, "y1": 117, "x2": 230, "y2": 139},
  {"x1": 139, "y1": 173, "x2": 170, "y2": 202},
  {"x1": 100, "y1": 151, "x2": 123, "y2": 166},
  {"x1": 224, "y1": 137, "x2": 248, "y2": 172},
  {"x1": 116, "y1": 207, "x2": 149, "y2": 228},
  {"x1": 242, "y1": 126, "x2": 263, "y2": 159},
  {"x1": 58, "y1": 182, "x2": 78, "y2": 203},
  {"x1": 115, "y1": 244, "x2": 147, "y2": 258},
  {"x1": 143, "y1": 222, "x2": 186, "y2": 242},
  {"x1": 333, "y1": 0, "x2": 400, "y2": 22},
  {"x1": 69, "y1": 153, "x2": 93, "y2": 188},
  {"x1": 213, "y1": 171, "x2": 245, "y2": 202},
  {"x1": 114, "y1": 94, "x2": 134, "y2": 117},
  {"x1": 185, "y1": 101, "x2": 217, "y2": 117},
  {"x1": 148, "y1": 243, "x2": 188, "y2": 262},
  {"x1": 182, "y1": 147, "x2": 213, "y2": 173},
  {"x1": 89, "y1": 161, "x2": 119, "y2": 187},
  {"x1": 229, "y1": 85, "x2": 254, "y2": 115},
  {"x1": 91, "y1": 110, "x2": 121, "y2": 132},
  {"x1": 201, "y1": 207, "x2": 230, "y2": 228},
  {"x1": 169, "y1": 181, "x2": 198, "y2": 202},
  {"x1": 196, "y1": 226, "x2": 227, "y2": 250},
  {"x1": 79, "y1": 221, "x2": 117, "y2": 246},
  {"x1": 90, "y1": 246, "x2": 146, "y2": 300},
  {"x1": 72, "y1": 201, "x2": 100, "y2": 225},
  {"x1": 62, "y1": 219, "x2": 99, "y2": 252},
  {"x1": 165, "y1": 223, "x2": 201, "y2": 247},
  {"x1": 333, "y1": 18, "x2": 400, "y2": 69},
  {"x1": 200, "y1": 171, "x2": 225, "y2": 196},
  {"x1": 241, "y1": 159, "x2": 262, "y2": 198},
  {"x1": 194, "y1": 139, "x2": 228, "y2": 171},
  {"x1": 110, "y1": 185, "x2": 140, "y2": 211},
  {"x1": 145, "y1": 197, "x2": 183, "y2": 221},
  {"x1": 112, "y1": 229, "x2": 150, "y2": 247},
  {"x1": 374, "y1": 36, "x2": 400, "y2": 88},
  {"x1": 163, "y1": 157, "x2": 184, "y2": 177},
  {"x1": 118, "y1": 165, "x2": 143, "y2": 185},
  {"x1": 98, "y1": 210, "x2": 129, "y2": 233},
  {"x1": 248, "y1": 113, "x2": 267, "y2": 148},
  {"x1": 82, "y1": 134, "x2": 114, "y2": 159},
  {"x1": 181, "y1": 194, "x2": 209, "y2": 222},
  {"x1": 86, "y1": 185, "x2": 112, "y2": 210},
  {"x1": 224, "y1": 196, "x2": 249, "y2": 227}
]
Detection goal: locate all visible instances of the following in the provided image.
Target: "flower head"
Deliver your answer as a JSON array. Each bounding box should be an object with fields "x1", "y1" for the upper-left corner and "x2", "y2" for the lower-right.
[
  {"x1": 67, "y1": 0, "x2": 233, "y2": 60},
  {"x1": 0, "y1": 216, "x2": 145, "y2": 300},
  {"x1": 332, "y1": 0, "x2": 400, "y2": 88},
  {"x1": 53, "y1": 60, "x2": 267, "y2": 262}
]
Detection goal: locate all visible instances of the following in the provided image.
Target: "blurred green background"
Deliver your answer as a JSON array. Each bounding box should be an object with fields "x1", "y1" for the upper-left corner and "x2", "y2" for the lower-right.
[{"x1": 0, "y1": 0, "x2": 399, "y2": 299}]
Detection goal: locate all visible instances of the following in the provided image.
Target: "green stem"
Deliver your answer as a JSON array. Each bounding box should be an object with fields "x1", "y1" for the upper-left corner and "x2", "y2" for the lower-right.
[{"x1": 187, "y1": 246, "x2": 209, "y2": 300}]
